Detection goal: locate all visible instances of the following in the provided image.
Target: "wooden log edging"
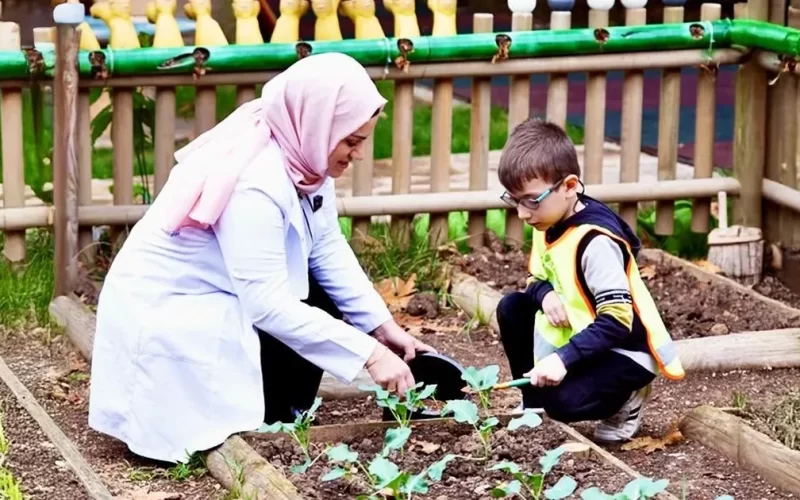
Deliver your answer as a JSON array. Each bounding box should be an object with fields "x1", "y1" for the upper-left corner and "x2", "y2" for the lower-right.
[
  {"x1": 48, "y1": 294, "x2": 305, "y2": 498},
  {"x1": 679, "y1": 405, "x2": 800, "y2": 497},
  {"x1": 449, "y1": 270, "x2": 800, "y2": 373},
  {"x1": 0, "y1": 355, "x2": 114, "y2": 500},
  {"x1": 206, "y1": 435, "x2": 303, "y2": 500}
]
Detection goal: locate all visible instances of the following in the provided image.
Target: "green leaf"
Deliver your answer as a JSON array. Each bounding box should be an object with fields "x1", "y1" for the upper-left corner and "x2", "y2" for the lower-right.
[
  {"x1": 417, "y1": 384, "x2": 438, "y2": 401},
  {"x1": 462, "y1": 365, "x2": 500, "y2": 391},
  {"x1": 290, "y1": 460, "x2": 311, "y2": 474},
  {"x1": 368, "y1": 456, "x2": 401, "y2": 487},
  {"x1": 488, "y1": 461, "x2": 521, "y2": 474},
  {"x1": 491, "y1": 480, "x2": 522, "y2": 497},
  {"x1": 544, "y1": 476, "x2": 577, "y2": 499},
  {"x1": 581, "y1": 487, "x2": 615, "y2": 500},
  {"x1": 359, "y1": 384, "x2": 391, "y2": 400},
  {"x1": 307, "y1": 397, "x2": 323, "y2": 418},
  {"x1": 382, "y1": 427, "x2": 412, "y2": 456},
  {"x1": 442, "y1": 400, "x2": 480, "y2": 425},
  {"x1": 480, "y1": 417, "x2": 500, "y2": 431},
  {"x1": 327, "y1": 443, "x2": 358, "y2": 463},
  {"x1": 426, "y1": 453, "x2": 457, "y2": 481},
  {"x1": 90, "y1": 106, "x2": 113, "y2": 144},
  {"x1": 321, "y1": 467, "x2": 347, "y2": 482},
  {"x1": 255, "y1": 422, "x2": 286, "y2": 434},
  {"x1": 539, "y1": 446, "x2": 568, "y2": 474},
  {"x1": 640, "y1": 478, "x2": 669, "y2": 497},
  {"x1": 402, "y1": 472, "x2": 430, "y2": 495},
  {"x1": 508, "y1": 410, "x2": 543, "y2": 431}
]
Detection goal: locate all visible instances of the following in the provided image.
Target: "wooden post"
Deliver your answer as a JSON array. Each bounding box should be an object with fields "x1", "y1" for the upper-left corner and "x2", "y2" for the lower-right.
[
  {"x1": 468, "y1": 13, "x2": 494, "y2": 250},
  {"x1": 583, "y1": 6, "x2": 610, "y2": 186},
  {"x1": 52, "y1": 2, "x2": 83, "y2": 297},
  {"x1": 504, "y1": 11, "x2": 532, "y2": 249},
  {"x1": 0, "y1": 22, "x2": 25, "y2": 264},
  {"x1": 618, "y1": 7, "x2": 647, "y2": 228},
  {"x1": 732, "y1": 0, "x2": 769, "y2": 228},
  {"x1": 655, "y1": 4, "x2": 685, "y2": 236},
  {"x1": 691, "y1": 3, "x2": 722, "y2": 233},
  {"x1": 429, "y1": 43, "x2": 455, "y2": 248},
  {"x1": 546, "y1": 9, "x2": 572, "y2": 130}
]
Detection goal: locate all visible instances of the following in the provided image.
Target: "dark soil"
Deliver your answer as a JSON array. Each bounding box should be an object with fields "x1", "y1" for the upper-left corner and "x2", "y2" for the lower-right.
[
  {"x1": 249, "y1": 418, "x2": 635, "y2": 499},
  {"x1": 0, "y1": 382, "x2": 87, "y2": 500},
  {"x1": 454, "y1": 246, "x2": 800, "y2": 339},
  {"x1": 0, "y1": 331, "x2": 225, "y2": 500}
]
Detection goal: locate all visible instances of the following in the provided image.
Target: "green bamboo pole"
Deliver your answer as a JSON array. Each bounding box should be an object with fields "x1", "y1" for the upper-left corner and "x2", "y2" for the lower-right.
[
  {"x1": 0, "y1": 51, "x2": 31, "y2": 79},
  {"x1": 2, "y1": 19, "x2": 800, "y2": 80}
]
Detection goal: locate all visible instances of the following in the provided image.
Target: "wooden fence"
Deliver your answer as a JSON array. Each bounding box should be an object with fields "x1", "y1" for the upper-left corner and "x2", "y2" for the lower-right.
[{"x1": 0, "y1": 0, "x2": 799, "y2": 297}]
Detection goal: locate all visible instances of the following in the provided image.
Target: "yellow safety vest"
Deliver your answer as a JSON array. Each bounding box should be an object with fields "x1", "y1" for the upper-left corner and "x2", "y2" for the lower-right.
[{"x1": 529, "y1": 224, "x2": 685, "y2": 381}]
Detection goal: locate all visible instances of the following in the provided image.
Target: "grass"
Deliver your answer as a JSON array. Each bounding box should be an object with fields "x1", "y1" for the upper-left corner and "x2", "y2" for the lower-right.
[
  {"x1": 3, "y1": 80, "x2": 585, "y2": 190},
  {"x1": 0, "y1": 230, "x2": 54, "y2": 329},
  {"x1": 0, "y1": 409, "x2": 24, "y2": 500}
]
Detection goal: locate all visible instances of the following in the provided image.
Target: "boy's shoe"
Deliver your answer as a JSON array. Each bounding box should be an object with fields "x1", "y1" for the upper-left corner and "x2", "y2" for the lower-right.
[{"x1": 593, "y1": 384, "x2": 652, "y2": 443}]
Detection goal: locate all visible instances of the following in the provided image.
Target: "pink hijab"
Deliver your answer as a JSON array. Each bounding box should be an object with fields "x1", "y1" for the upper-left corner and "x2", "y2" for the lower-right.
[{"x1": 162, "y1": 52, "x2": 387, "y2": 233}]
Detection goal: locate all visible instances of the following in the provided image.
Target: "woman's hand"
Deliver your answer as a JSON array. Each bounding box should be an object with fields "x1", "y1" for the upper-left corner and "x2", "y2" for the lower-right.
[
  {"x1": 542, "y1": 291, "x2": 570, "y2": 328},
  {"x1": 365, "y1": 344, "x2": 416, "y2": 395},
  {"x1": 372, "y1": 321, "x2": 437, "y2": 362}
]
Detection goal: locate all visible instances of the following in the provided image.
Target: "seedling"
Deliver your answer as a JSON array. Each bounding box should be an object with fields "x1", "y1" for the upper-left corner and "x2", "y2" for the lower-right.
[
  {"x1": 490, "y1": 444, "x2": 576, "y2": 499},
  {"x1": 359, "y1": 382, "x2": 439, "y2": 428},
  {"x1": 320, "y1": 442, "x2": 457, "y2": 500},
  {"x1": 256, "y1": 397, "x2": 325, "y2": 473},
  {"x1": 460, "y1": 365, "x2": 501, "y2": 416}
]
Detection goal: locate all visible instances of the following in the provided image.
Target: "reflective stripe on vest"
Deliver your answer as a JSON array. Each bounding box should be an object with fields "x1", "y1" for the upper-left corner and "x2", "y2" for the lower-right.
[{"x1": 528, "y1": 224, "x2": 685, "y2": 380}]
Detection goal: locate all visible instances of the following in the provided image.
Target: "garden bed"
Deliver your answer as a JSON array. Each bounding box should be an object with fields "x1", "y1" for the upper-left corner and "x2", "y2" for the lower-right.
[
  {"x1": 454, "y1": 246, "x2": 800, "y2": 338},
  {"x1": 248, "y1": 415, "x2": 648, "y2": 500},
  {"x1": 0, "y1": 331, "x2": 223, "y2": 500}
]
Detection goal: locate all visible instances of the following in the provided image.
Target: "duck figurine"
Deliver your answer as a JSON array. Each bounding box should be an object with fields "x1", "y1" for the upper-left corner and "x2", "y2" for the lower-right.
[
  {"x1": 90, "y1": 0, "x2": 141, "y2": 49},
  {"x1": 383, "y1": 0, "x2": 420, "y2": 38},
  {"x1": 428, "y1": 0, "x2": 457, "y2": 36},
  {"x1": 311, "y1": 0, "x2": 343, "y2": 41},
  {"x1": 145, "y1": 0, "x2": 184, "y2": 47},
  {"x1": 339, "y1": 0, "x2": 384, "y2": 39},
  {"x1": 270, "y1": 0, "x2": 309, "y2": 43},
  {"x1": 184, "y1": 0, "x2": 229, "y2": 46},
  {"x1": 233, "y1": 0, "x2": 265, "y2": 44}
]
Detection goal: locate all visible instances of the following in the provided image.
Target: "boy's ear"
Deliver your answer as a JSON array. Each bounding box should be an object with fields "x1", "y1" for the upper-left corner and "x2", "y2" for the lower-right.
[{"x1": 563, "y1": 174, "x2": 581, "y2": 194}]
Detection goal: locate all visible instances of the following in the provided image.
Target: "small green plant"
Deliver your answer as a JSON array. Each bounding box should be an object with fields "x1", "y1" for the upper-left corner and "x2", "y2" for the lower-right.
[
  {"x1": 461, "y1": 365, "x2": 501, "y2": 415},
  {"x1": 359, "y1": 382, "x2": 438, "y2": 429},
  {"x1": 0, "y1": 411, "x2": 24, "y2": 500},
  {"x1": 320, "y1": 442, "x2": 457, "y2": 500},
  {"x1": 257, "y1": 397, "x2": 325, "y2": 473}
]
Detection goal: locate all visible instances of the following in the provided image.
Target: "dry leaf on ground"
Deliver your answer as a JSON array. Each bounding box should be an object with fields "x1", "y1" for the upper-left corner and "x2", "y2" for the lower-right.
[
  {"x1": 414, "y1": 440, "x2": 441, "y2": 454},
  {"x1": 693, "y1": 260, "x2": 722, "y2": 274},
  {"x1": 118, "y1": 489, "x2": 183, "y2": 500},
  {"x1": 375, "y1": 274, "x2": 418, "y2": 312},
  {"x1": 639, "y1": 265, "x2": 657, "y2": 280},
  {"x1": 621, "y1": 427, "x2": 684, "y2": 454}
]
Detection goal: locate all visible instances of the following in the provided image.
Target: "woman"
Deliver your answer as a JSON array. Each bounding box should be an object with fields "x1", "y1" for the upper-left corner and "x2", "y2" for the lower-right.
[{"x1": 87, "y1": 53, "x2": 435, "y2": 464}]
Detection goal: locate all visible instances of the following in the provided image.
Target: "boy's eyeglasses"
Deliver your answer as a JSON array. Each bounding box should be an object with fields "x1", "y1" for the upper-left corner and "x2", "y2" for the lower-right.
[{"x1": 500, "y1": 177, "x2": 565, "y2": 210}]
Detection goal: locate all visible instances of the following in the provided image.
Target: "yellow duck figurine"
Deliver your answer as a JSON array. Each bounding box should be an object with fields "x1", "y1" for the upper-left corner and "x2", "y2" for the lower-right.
[
  {"x1": 383, "y1": 0, "x2": 420, "y2": 38},
  {"x1": 90, "y1": 0, "x2": 141, "y2": 49},
  {"x1": 428, "y1": 0, "x2": 456, "y2": 36},
  {"x1": 184, "y1": 0, "x2": 229, "y2": 46},
  {"x1": 271, "y1": 0, "x2": 310, "y2": 43},
  {"x1": 145, "y1": 0, "x2": 184, "y2": 47},
  {"x1": 311, "y1": 0, "x2": 343, "y2": 41},
  {"x1": 339, "y1": 0, "x2": 384, "y2": 39},
  {"x1": 60, "y1": 0, "x2": 101, "y2": 50},
  {"x1": 233, "y1": 0, "x2": 265, "y2": 44}
]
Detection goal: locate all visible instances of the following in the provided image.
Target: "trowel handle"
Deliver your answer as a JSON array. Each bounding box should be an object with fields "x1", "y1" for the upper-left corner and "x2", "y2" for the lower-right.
[
  {"x1": 493, "y1": 378, "x2": 531, "y2": 390},
  {"x1": 717, "y1": 191, "x2": 728, "y2": 229}
]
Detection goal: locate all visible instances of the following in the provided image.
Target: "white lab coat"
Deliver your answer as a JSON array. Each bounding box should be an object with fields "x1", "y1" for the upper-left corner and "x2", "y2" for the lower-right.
[{"x1": 87, "y1": 140, "x2": 391, "y2": 463}]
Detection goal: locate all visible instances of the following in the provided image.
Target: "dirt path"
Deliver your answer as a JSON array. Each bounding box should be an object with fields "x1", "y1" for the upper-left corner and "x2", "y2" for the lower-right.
[{"x1": 0, "y1": 332, "x2": 224, "y2": 500}]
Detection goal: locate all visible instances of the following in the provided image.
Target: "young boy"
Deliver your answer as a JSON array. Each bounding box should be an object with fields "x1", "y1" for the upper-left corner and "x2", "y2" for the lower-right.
[{"x1": 495, "y1": 118, "x2": 684, "y2": 442}]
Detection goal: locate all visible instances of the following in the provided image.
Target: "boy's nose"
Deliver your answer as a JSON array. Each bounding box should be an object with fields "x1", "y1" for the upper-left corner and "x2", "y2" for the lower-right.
[{"x1": 516, "y1": 205, "x2": 533, "y2": 219}]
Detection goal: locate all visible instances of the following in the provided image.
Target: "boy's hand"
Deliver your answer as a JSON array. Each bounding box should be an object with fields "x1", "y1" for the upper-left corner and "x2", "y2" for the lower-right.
[
  {"x1": 542, "y1": 291, "x2": 570, "y2": 328},
  {"x1": 524, "y1": 353, "x2": 567, "y2": 387}
]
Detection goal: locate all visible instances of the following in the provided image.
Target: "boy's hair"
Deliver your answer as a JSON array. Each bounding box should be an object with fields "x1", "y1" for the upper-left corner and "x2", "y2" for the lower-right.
[{"x1": 497, "y1": 118, "x2": 581, "y2": 193}]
